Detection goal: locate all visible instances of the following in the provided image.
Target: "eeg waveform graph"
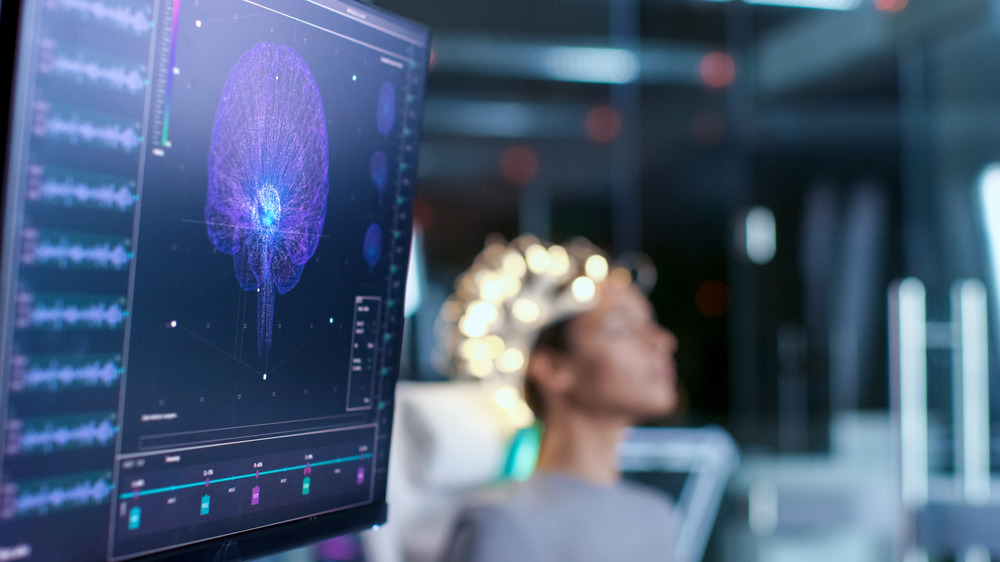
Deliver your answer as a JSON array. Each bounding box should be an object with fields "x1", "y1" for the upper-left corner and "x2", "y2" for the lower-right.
[
  {"x1": 10, "y1": 354, "x2": 122, "y2": 392},
  {"x1": 3, "y1": 472, "x2": 114, "y2": 519},
  {"x1": 40, "y1": 39, "x2": 148, "y2": 95},
  {"x1": 8, "y1": 413, "x2": 118, "y2": 455},
  {"x1": 16, "y1": 294, "x2": 128, "y2": 330},
  {"x1": 26, "y1": 166, "x2": 137, "y2": 212},
  {"x1": 52, "y1": 0, "x2": 154, "y2": 36},
  {"x1": 34, "y1": 103, "x2": 143, "y2": 153},
  {"x1": 21, "y1": 229, "x2": 132, "y2": 270}
]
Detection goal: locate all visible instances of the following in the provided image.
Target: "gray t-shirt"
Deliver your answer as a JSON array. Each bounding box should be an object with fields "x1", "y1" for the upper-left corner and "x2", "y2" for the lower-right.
[{"x1": 442, "y1": 472, "x2": 678, "y2": 562}]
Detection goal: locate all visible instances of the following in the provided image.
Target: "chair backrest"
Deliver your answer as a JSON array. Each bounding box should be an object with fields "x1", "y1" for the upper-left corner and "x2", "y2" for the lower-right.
[
  {"x1": 363, "y1": 381, "x2": 518, "y2": 562},
  {"x1": 621, "y1": 426, "x2": 740, "y2": 562}
]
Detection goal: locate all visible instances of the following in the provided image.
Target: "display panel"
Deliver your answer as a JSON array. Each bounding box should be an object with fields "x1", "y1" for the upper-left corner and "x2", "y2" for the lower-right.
[{"x1": 0, "y1": 0, "x2": 428, "y2": 559}]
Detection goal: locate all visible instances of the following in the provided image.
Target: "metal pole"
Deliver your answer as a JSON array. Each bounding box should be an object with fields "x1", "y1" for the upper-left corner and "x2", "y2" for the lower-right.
[
  {"x1": 952, "y1": 278, "x2": 990, "y2": 505},
  {"x1": 890, "y1": 277, "x2": 929, "y2": 562}
]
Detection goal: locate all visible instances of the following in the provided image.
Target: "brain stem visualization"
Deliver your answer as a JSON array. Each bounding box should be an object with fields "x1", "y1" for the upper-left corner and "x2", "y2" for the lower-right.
[{"x1": 206, "y1": 42, "x2": 330, "y2": 361}]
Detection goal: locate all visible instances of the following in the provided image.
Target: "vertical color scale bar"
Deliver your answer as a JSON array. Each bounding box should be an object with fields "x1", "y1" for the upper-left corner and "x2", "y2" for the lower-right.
[
  {"x1": 898, "y1": 277, "x2": 928, "y2": 509},
  {"x1": 161, "y1": 0, "x2": 181, "y2": 147},
  {"x1": 953, "y1": 279, "x2": 990, "y2": 505}
]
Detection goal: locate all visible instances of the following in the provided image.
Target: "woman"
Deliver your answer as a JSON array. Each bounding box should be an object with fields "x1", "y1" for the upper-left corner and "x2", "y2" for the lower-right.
[{"x1": 438, "y1": 236, "x2": 680, "y2": 562}]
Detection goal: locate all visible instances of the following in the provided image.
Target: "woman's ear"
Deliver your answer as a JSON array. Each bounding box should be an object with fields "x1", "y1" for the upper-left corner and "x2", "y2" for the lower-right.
[{"x1": 526, "y1": 348, "x2": 576, "y2": 398}]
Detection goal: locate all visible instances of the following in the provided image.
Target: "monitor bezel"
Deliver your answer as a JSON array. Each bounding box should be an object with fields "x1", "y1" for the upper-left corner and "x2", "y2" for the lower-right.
[
  {"x1": 0, "y1": 1, "x2": 429, "y2": 559},
  {"x1": 141, "y1": 502, "x2": 387, "y2": 561}
]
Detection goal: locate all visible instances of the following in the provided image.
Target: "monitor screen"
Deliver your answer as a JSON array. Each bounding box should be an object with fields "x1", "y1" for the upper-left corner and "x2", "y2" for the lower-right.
[{"x1": 0, "y1": 0, "x2": 428, "y2": 559}]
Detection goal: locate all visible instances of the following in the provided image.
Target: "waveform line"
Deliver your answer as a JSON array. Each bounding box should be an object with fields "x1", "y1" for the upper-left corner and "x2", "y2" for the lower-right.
[
  {"x1": 18, "y1": 416, "x2": 118, "y2": 453},
  {"x1": 31, "y1": 236, "x2": 131, "y2": 270},
  {"x1": 121, "y1": 453, "x2": 373, "y2": 500},
  {"x1": 32, "y1": 174, "x2": 136, "y2": 211},
  {"x1": 29, "y1": 298, "x2": 127, "y2": 329},
  {"x1": 51, "y1": 55, "x2": 146, "y2": 94},
  {"x1": 14, "y1": 475, "x2": 113, "y2": 516},
  {"x1": 44, "y1": 113, "x2": 142, "y2": 153},
  {"x1": 22, "y1": 357, "x2": 121, "y2": 390},
  {"x1": 55, "y1": 0, "x2": 153, "y2": 36}
]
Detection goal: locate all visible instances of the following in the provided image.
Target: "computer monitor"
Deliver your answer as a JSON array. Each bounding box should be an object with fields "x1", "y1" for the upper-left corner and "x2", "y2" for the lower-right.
[{"x1": 0, "y1": 0, "x2": 429, "y2": 559}]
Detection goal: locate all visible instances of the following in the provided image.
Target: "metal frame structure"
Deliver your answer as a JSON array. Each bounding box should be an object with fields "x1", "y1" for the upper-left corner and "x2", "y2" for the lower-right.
[{"x1": 889, "y1": 277, "x2": 996, "y2": 562}]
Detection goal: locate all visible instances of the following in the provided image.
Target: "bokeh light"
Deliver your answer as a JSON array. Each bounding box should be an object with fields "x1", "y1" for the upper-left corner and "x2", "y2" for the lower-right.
[
  {"x1": 700, "y1": 52, "x2": 736, "y2": 89},
  {"x1": 571, "y1": 276, "x2": 597, "y2": 303},
  {"x1": 500, "y1": 145, "x2": 539, "y2": 185},
  {"x1": 585, "y1": 105, "x2": 623, "y2": 143},
  {"x1": 875, "y1": 0, "x2": 907, "y2": 12}
]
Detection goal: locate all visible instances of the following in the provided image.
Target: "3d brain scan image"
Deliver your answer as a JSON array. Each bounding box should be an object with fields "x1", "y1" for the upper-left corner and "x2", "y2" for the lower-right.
[{"x1": 206, "y1": 41, "x2": 330, "y2": 359}]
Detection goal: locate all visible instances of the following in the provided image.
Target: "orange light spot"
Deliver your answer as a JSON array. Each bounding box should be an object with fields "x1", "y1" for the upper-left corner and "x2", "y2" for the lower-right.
[
  {"x1": 700, "y1": 52, "x2": 736, "y2": 89},
  {"x1": 500, "y1": 145, "x2": 539, "y2": 186},
  {"x1": 585, "y1": 105, "x2": 622, "y2": 143},
  {"x1": 875, "y1": 0, "x2": 907, "y2": 11}
]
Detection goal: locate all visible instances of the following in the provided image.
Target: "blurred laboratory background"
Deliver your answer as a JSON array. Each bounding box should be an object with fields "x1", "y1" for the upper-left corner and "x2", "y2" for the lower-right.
[{"x1": 291, "y1": 0, "x2": 1000, "y2": 561}]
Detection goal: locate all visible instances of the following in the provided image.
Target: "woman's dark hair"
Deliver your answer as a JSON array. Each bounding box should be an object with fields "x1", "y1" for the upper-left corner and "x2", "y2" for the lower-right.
[{"x1": 523, "y1": 318, "x2": 573, "y2": 420}]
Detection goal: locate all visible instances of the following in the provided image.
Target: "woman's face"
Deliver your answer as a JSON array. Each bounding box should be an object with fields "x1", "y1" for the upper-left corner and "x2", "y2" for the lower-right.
[{"x1": 562, "y1": 282, "x2": 678, "y2": 421}]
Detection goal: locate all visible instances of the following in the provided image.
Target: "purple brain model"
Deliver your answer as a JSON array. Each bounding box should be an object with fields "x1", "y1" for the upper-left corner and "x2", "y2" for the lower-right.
[{"x1": 206, "y1": 42, "x2": 329, "y2": 359}]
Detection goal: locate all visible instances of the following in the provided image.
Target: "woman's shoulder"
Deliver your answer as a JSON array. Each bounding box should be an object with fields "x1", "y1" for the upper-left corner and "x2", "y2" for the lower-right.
[{"x1": 617, "y1": 477, "x2": 676, "y2": 512}]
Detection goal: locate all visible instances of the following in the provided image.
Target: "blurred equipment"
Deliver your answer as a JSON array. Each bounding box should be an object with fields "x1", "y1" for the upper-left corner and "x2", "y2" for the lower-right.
[
  {"x1": 722, "y1": 413, "x2": 898, "y2": 562},
  {"x1": 889, "y1": 278, "x2": 998, "y2": 560}
]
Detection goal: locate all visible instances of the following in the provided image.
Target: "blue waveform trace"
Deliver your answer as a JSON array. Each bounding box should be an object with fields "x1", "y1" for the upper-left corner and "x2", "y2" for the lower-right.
[
  {"x1": 16, "y1": 414, "x2": 118, "y2": 454},
  {"x1": 26, "y1": 231, "x2": 132, "y2": 270},
  {"x1": 36, "y1": 104, "x2": 143, "y2": 153},
  {"x1": 11, "y1": 473, "x2": 113, "y2": 517},
  {"x1": 53, "y1": 0, "x2": 153, "y2": 36},
  {"x1": 49, "y1": 54, "x2": 147, "y2": 95},
  {"x1": 16, "y1": 354, "x2": 122, "y2": 391},
  {"x1": 44, "y1": 114, "x2": 142, "y2": 153},
  {"x1": 28, "y1": 166, "x2": 137, "y2": 211},
  {"x1": 24, "y1": 294, "x2": 127, "y2": 330}
]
